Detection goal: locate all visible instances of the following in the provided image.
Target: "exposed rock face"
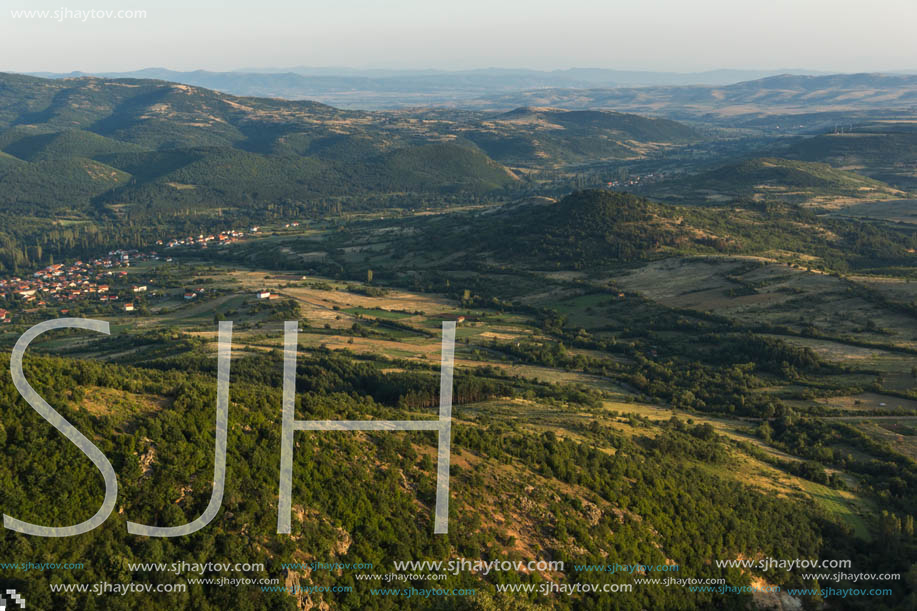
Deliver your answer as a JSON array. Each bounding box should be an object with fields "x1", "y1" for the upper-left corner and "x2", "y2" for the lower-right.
[
  {"x1": 333, "y1": 527, "x2": 352, "y2": 556},
  {"x1": 750, "y1": 577, "x2": 802, "y2": 611},
  {"x1": 138, "y1": 439, "x2": 156, "y2": 476},
  {"x1": 281, "y1": 505, "x2": 351, "y2": 609},
  {"x1": 581, "y1": 499, "x2": 602, "y2": 526},
  {"x1": 283, "y1": 567, "x2": 330, "y2": 611}
]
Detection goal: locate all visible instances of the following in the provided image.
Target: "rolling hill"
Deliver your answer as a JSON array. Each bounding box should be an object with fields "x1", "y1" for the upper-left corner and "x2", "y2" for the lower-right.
[
  {"x1": 458, "y1": 107, "x2": 700, "y2": 166},
  {"x1": 0, "y1": 73, "x2": 705, "y2": 217},
  {"x1": 0, "y1": 150, "x2": 27, "y2": 173},
  {"x1": 389, "y1": 189, "x2": 917, "y2": 272},
  {"x1": 26, "y1": 67, "x2": 822, "y2": 109},
  {"x1": 457, "y1": 73, "x2": 917, "y2": 117},
  {"x1": 0, "y1": 73, "x2": 523, "y2": 214},
  {"x1": 0, "y1": 157, "x2": 131, "y2": 212},
  {"x1": 645, "y1": 157, "x2": 905, "y2": 206},
  {"x1": 0, "y1": 127, "x2": 146, "y2": 161},
  {"x1": 772, "y1": 123, "x2": 917, "y2": 191},
  {"x1": 383, "y1": 190, "x2": 716, "y2": 268},
  {"x1": 785, "y1": 129, "x2": 917, "y2": 168},
  {"x1": 90, "y1": 142, "x2": 516, "y2": 213}
]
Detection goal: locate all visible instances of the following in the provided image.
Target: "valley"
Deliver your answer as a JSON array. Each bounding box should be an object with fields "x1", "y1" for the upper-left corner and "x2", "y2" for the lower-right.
[{"x1": 0, "y1": 71, "x2": 914, "y2": 609}]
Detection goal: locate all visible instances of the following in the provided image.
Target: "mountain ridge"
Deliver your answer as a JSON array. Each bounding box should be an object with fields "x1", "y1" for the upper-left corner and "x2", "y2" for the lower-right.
[{"x1": 20, "y1": 68, "x2": 908, "y2": 111}]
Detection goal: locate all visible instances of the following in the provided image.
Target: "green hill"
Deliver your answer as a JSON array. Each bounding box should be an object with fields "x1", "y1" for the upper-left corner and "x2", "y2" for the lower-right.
[
  {"x1": 0, "y1": 150, "x2": 27, "y2": 175},
  {"x1": 406, "y1": 190, "x2": 701, "y2": 267},
  {"x1": 97, "y1": 148, "x2": 328, "y2": 211},
  {"x1": 0, "y1": 157, "x2": 131, "y2": 211},
  {"x1": 774, "y1": 124, "x2": 917, "y2": 191},
  {"x1": 647, "y1": 157, "x2": 903, "y2": 206},
  {"x1": 94, "y1": 148, "x2": 211, "y2": 182},
  {"x1": 0, "y1": 73, "x2": 547, "y2": 214},
  {"x1": 272, "y1": 132, "x2": 386, "y2": 160},
  {"x1": 1, "y1": 128, "x2": 146, "y2": 161},
  {"x1": 0, "y1": 125, "x2": 56, "y2": 153},
  {"x1": 488, "y1": 190, "x2": 687, "y2": 262},
  {"x1": 371, "y1": 142, "x2": 516, "y2": 191},
  {"x1": 400, "y1": 189, "x2": 917, "y2": 271},
  {"x1": 460, "y1": 107, "x2": 700, "y2": 166},
  {"x1": 93, "y1": 142, "x2": 515, "y2": 211},
  {"x1": 785, "y1": 129, "x2": 917, "y2": 168}
]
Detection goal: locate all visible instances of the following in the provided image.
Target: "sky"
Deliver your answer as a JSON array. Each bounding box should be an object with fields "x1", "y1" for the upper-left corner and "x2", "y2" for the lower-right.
[{"x1": 2, "y1": 0, "x2": 916, "y2": 74}]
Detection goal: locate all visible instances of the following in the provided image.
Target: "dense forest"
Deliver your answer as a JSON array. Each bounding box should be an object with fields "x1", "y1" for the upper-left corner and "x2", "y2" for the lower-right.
[{"x1": 4, "y1": 341, "x2": 911, "y2": 609}]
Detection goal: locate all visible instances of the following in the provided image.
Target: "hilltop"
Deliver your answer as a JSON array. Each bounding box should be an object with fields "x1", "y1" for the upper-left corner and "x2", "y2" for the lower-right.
[
  {"x1": 372, "y1": 189, "x2": 917, "y2": 273},
  {"x1": 772, "y1": 123, "x2": 917, "y2": 191},
  {"x1": 481, "y1": 190, "x2": 691, "y2": 263}
]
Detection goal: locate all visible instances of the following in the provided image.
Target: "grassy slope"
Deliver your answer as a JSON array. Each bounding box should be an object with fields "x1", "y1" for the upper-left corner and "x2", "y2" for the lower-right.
[{"x1": 649, "y1": 157, "x2": 903, "y2": 205}]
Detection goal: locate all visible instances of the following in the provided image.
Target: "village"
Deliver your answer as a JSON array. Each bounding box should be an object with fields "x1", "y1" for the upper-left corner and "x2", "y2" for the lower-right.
[
  {"x1": 0, "y1": 225, "x2": 269, "y2": 324},
  {"x1": 161, "y1": 228, "x2": 250, "y2": 250}
]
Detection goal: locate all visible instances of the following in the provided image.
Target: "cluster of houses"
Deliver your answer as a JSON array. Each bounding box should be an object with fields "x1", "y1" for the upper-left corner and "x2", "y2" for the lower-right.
[
  {"x1": 160, "y1": 229, "x2": 247, "y2": 249},
  {"x1": 606, "y1": 173, "x2": 661, "y2": 189},
  {"x1": 0, "y1": 251, "x2": 158, "y2": 320},
  {"x1": 159, "y1": 221, "x2": 309, "y2": 249},
  {"x1": 0, "y1": 221, "x2": 303, "y2": 323}
]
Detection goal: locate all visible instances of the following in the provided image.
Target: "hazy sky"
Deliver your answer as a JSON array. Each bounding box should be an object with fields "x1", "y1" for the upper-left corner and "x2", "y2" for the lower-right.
[{"x1": 2, "y1": 0, "x2": 915, "y2": 73}]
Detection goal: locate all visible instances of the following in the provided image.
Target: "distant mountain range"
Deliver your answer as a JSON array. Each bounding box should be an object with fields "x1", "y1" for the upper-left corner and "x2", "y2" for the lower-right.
[
  {"x1": 231, "y1": 66, "x2": 828, "y2": 85},
  {"x1": 461, "y1": 74, "x2": 917, "y2": 117},
  {"x1": 20, "y1": 67, "x2": 841, "y2": 110},
  {"x1": 17, "y1": 69, "x2": 917, "y2": 117},
  {"x1": 1, "y1": 69, "x2": 914, "y2": 225}
]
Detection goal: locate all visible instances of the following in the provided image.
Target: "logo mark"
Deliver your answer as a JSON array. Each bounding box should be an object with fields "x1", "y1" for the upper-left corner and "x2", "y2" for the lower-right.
[{"x1": 0, "y1": 588, "x2": 25, "y2": 610}]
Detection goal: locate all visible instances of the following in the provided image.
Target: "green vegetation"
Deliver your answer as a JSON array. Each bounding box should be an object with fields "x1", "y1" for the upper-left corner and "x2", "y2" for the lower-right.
[
  {"x1": 0, "y1": 73, "x2": 704, "y2": 228},
  {"x1": 780, "y1": 124, "x2": 917, "y2": 191},
  {"x1": 334, "y1": 189, "x2": 917, "y2": 272},
  {"x1": 0, "y1": 157, "x2": 130, "y2": 212},
  {"x1": 0, "y1": 71, "x2": 916, "y2": 609},
  {"x1": 461, "y1": 107, "x2": 700, "y2": 166},
  {"x1": 648, "y1": 157, "x2": 903, "y2": 205},
  {"x1": 1, "y1": 128, "x2": 146, "y2": 162}
]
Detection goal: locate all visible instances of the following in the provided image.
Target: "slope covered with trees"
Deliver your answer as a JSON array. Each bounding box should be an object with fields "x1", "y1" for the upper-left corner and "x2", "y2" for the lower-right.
[
  {"x1": 646, "y1": 157, "x2": 903, "y2": 205},
  {"x1": 0, "y1": 73, "x2": 706, "y2": 220}
]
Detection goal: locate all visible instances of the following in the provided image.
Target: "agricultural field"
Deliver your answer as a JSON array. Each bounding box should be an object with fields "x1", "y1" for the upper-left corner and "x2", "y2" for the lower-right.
[{"x1": 3, "y1": 26, "x2": 917, "y2": 608}]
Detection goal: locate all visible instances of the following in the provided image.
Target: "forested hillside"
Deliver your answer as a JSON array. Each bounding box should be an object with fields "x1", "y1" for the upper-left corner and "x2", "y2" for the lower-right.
[
  {"x1": 369, "y1": 190, "x2": 917, "y2": 272},
  {"x1": 0, "y1": 73, "x2": 704, "y2": 220},
  {"x1": 645, "y1": 158, "x2": 903, "y2": 205}
]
